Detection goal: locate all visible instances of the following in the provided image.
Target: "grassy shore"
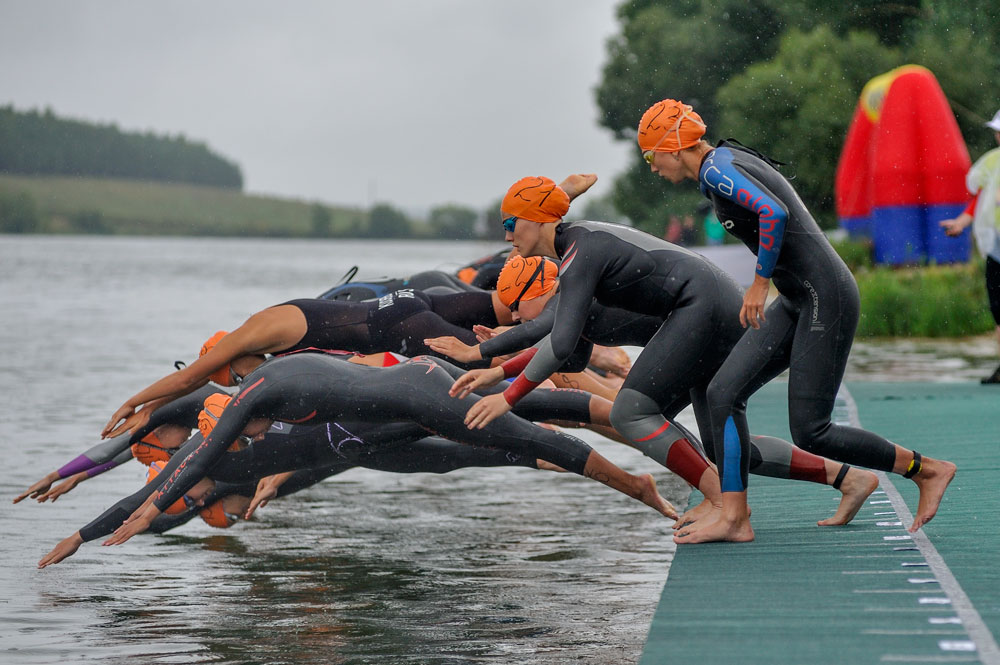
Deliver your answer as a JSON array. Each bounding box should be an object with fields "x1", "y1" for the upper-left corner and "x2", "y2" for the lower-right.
[
  {"x1": 0, "y1": 173, "x2": 366, "y2": 236},
  {"x1": 855, "y1": 260, "x2": 993, "y2": 337}
]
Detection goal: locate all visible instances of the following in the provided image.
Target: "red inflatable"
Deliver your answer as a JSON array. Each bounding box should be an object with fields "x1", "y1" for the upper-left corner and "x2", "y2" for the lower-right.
[{"x1": 835, "y1": 65, "x2": 971, "y2": 264}]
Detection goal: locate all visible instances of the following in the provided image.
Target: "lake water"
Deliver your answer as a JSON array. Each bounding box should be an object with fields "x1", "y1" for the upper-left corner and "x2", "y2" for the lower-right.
[{"x1": 1, "y1": 235, "x2": 994, "y2": 665}]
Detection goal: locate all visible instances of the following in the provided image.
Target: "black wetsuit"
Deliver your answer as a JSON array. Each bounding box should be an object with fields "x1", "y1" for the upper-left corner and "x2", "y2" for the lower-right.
[
  {"x1": 76, "y1": 356, "x2": 599, "y2": 541},
  {"x1": 500, "y1": 220, "x2": 745, "y2": 488},
  {"x1": 280, "y1": 289, "x2": 497, "y2": 368},
  {"x1": 485, "y1": 292, "x2": 832, "y2": 486},
  {"x1": 317, "y1": 269, "x2": 483, "y2": 302},
  {"x1": 150, "y1": 354, "x2": 600, "y2": 515},
  {"x1": 699, "y1": 141, "x2": 897, "y2": 492}
]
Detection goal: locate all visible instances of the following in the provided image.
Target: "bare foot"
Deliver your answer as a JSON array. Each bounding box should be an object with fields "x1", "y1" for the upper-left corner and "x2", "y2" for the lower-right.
[
  {"x1": 674, "y1": 515, "x2": 754, "y2": 544},
  {"x1": 558, "y1": 173, "x2": 598, "y2": 200},
  {"x1": 818, "y1": 468, "x2": 880, "y2": 526},
  {"x1": 636, "y1": 473, "x2": 678, "y2": 519},
  {"x1": 536, "y1": 459, "x2": 568, "y2": 472},
  {"x1": 909, "y1": 458, "x2": 957, "y2": 532},
  {"x1": 673, "y1": 497, "x2": 721, "y2": 530}
]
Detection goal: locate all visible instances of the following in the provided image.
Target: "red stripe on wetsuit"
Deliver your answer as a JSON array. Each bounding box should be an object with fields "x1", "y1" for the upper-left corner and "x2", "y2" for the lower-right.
[{"x1": 500, "y1": 348, "x2": 540, "y2": 406}]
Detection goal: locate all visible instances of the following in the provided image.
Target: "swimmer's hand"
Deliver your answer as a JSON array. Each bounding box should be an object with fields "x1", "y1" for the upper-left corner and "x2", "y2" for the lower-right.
[
  {"x1": 424, "y1": 336, "x2": 482, "y2": 363},
  {"x1": 104, "y1": 504, "x2": 158, "y2": 546},
  {"x1": 588, "y1": 345, "x2": 632, "y2": 379},
  {"x1": 38, "y1": 532, "x2": 84, "y2": 568},
  {"x1": 464, "y1": 393, "x2": 512, "y2": 430},
  {"x1": 449, "y1": 367, "x2": 505, "y2": 399},
  {"x1": 740, "y1": 276, "x2": 770, "y2": 329},
  {"x1": 103, "y1": 403, "x2": 153, "y2": 439},
  {"x1": 245, "y1": 473, "x2": 292, "y2": 519},
  {"x1": 473, "y1": 324, "x2": 512, "y2": 343},
  {"x1": 37, "y1": 472, "x2": 87, "y2": 503},
  {"x1": 14, "y1": 471, "x2": 60, "y2": 503},
  {"x1": 558, "y1": 173, "x2": 598, "y2": 202}
]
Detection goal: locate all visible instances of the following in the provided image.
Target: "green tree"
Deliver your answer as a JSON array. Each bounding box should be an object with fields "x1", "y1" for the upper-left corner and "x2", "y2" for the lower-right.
[
  {"x1": 903, "y1": 19, "x2": 1000, "y2": 159},
  {"x1": 716, "y1": 27, "x2": 900, "y2": 223},
  {"x1": 428, "y1": 203, "x2": 478, "y2": 239},
  {"x1": 367, "y1": 203, "x2": 412, "y2": 238},
  {"x1": 596, "y1": 0, "x2": 1000, "y2": 231}
]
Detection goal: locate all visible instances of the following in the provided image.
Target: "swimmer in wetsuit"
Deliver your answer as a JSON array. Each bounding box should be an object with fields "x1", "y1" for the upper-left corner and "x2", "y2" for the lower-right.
[
  {"x1": 39, "y1": 352, "x2": 675, "y2": 567},
  {"x1": 433, "y1": 256, "x2": 880, "y2": 528},
  {"x1": 99, "y1": 286, "x2": 516, "y2": 439},
  {"x1": 32, "y1": 350, "x2": 622, "y2": 555},
  {"x1": 101, "y1": 176, "x2": 602, "y2": 441},
  {"x1": 446, "y1": 235, "x2": 880, "y2": 529},
  {"x1": 638, "y1": 98, "x2": 956, "y2": 542}
]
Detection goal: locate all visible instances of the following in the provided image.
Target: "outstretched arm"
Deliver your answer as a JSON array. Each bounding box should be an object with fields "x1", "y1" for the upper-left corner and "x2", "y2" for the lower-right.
[
  {"x1": 14, "y1": 433, "x2": 133, "y2": 503},
  {"x1": 102, "y1": 312, "x2": 285, "y2": 438}
]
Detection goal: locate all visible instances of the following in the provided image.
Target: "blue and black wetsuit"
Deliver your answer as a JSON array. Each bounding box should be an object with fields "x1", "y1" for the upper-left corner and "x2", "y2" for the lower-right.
[
  {"x1": 279, "y1": 289, "x2": 496, "y2": 368},
  {"x1": 699, "y1": 141, "x2": 897, "y2": 492}
]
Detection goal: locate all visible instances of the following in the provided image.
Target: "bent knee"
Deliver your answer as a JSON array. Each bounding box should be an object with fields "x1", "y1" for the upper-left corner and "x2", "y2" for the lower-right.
[
  {"x1": 609, "y1": 388, "x2": 658, "y2": 435},
  {"x1": 706, "y1": 378, "x2": 741, "y2": 411},
  {"x1": 789, "y1": 419, "x2": 833, "y2": 453}
]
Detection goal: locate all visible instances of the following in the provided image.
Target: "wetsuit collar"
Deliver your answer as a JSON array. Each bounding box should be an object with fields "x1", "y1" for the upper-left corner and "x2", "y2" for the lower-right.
[{"x1": 553, "y1": 221, "x2": 569, "y2": 259}]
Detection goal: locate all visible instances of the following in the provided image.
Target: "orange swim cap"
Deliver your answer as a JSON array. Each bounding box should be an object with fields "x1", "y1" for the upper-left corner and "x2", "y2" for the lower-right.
[
  {"x1": 200, "y1": 331, "x2": 234, "y2": 387},
  {"x1": 456, "y1": 266, "x2": 477, "y2": 284},
  {"x1": 197, "y1": 392, "x2": 246, "y2": 451},
  {"x1": 637, "y1": 99, "x2": 706, "y2": 153},
  {"x1": 496, "y1": 256, "x2": 558, "y2": 308},
  {"x1": 501, "y1": 176, "x2": 570, "y2": 224},
  {"x1": 131, "y1": 430, "x2": 171, "y2": 466},
  {"x1": 199, "y1": 500, "x2": 237, "y2": 528},
  {"x1": 145, "y1": 460, "x2": 188, "y2": 514},
  {"x1": 197, "y1": 392, "x2": 233, "y2": 439}
]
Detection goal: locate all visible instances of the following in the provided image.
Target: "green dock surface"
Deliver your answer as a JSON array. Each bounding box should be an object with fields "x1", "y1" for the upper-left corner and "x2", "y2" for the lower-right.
[{"x1": 641, "y1": 381, "x2": 1000, "y2": 665}]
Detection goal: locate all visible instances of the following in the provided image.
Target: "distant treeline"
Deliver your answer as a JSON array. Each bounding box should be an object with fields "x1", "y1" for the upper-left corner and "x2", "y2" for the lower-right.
[{"x1": 0, "y1": 105, "x2": 243, "y2": 189}]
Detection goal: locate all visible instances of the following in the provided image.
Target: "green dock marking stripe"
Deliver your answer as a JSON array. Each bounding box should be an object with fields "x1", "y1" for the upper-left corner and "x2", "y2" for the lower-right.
[{"x1": 641, "y1": 382, "x2": 1000, "y2": 665}]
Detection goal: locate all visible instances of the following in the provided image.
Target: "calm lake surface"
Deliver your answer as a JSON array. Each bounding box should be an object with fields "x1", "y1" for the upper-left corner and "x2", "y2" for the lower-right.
[{"x1": 1, "y1": 235, "x2": 994, "y2": 665}]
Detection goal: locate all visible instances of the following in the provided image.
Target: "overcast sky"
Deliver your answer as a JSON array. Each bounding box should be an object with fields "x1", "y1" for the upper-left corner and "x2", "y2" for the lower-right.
[{"x1": 0, "y1": 1, "x2": 635, "y2": 213}]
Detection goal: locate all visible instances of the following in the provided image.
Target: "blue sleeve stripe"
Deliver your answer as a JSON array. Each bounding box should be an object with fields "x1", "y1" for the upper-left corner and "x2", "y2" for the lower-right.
[{"x1": 700, "y1": 148, "x2": 788, "y2": 278}]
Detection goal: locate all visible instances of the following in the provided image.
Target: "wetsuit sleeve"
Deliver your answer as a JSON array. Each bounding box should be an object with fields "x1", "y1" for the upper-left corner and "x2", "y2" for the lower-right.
[
  {"x1": 478, "y1": 301, "x2": 557, "y2": 358},
  {"x1": 56, "y1": 432, "x2": 133, "y2": 478},
  {"x1": 357, "y1": 436, "x2": 536, "y2": 472},
  {"x1": 273, "y1": 465, "x2": 353, "y2": 495},
  {"x1": 701, "y1": 148, "x2": 789, "y2": 278},
  {"x1": 76, "y1": 433, "x2": 204, "y2": 541},
  {"x1": 504, "y1": 235, "x2": 604, "y2": 405},
  {"x1": 153, "y1": 405, "x2": 253, "y2": 512},
  {"x1": 82, "y1": 447, "x2": 136, "y2": 479},
  {"x1": 128, "y1": 384, "x2": 222, "y2": 441},
  {"x1": 146, "y1": 480, "x2": 255, "y2": 534}
]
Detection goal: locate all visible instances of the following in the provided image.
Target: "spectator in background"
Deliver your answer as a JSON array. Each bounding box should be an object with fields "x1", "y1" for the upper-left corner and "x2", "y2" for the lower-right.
[
  {"x1": 940, "y1": 109, "x2": 1000, "y2": 384},
  {"x1": 699, "y1": 201, "x2": 725, "y2": 246},
  {"x1": 680, "y1": 214, "x2": 699, "y2": 246},
  {"x1": 664, "y1": 214, "x2": 682, "y2": 244}
]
